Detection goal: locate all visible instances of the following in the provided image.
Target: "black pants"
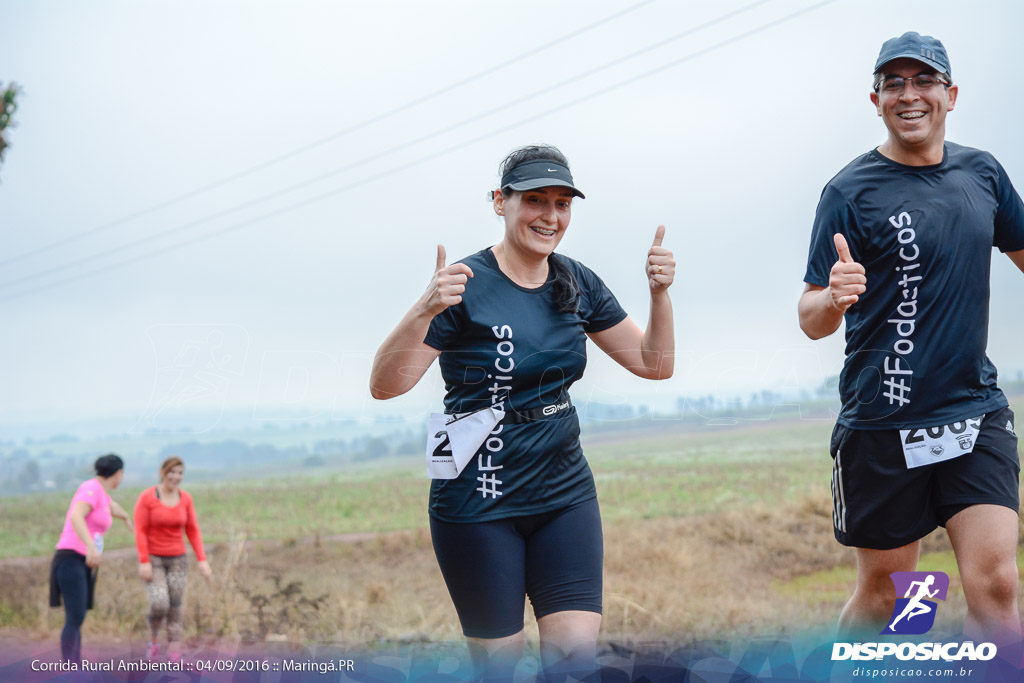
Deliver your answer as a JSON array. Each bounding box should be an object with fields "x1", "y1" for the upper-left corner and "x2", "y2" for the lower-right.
[
  {"x1": 53, "y1": 552, "x2": 92, "y2": 662},
  {"x1": 430, "y1": 498, "x2": 603, "y2": 638}
]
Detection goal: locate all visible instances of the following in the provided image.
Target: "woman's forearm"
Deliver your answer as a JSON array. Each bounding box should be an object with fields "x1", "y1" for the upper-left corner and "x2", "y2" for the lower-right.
[
  {"x1": 369, "y1": 305, "x2": 440, "y2": 400},
  {"x1": 70, "y1": 503, "x2": 97, "y2": 553},
  {"x1": 640, "y1": 290, "x2": 674, "y2": 378},
  {"x1": 110, "y1": 499, "x2": 128, "y2": 521}
]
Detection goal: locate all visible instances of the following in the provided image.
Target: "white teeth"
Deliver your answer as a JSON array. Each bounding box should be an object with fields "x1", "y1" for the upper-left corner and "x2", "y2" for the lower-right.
[
  {"x1": 531, "y1": 227, "x2": 555, "y2": 236},
  {"x1": 899, "y1": 111, "x2": 925, "y2": 119}
]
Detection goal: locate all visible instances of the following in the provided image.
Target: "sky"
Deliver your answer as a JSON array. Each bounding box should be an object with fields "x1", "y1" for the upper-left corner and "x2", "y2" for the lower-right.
[{"x1": 2, "y1": 0, "x2": 1023, "y2": 438}]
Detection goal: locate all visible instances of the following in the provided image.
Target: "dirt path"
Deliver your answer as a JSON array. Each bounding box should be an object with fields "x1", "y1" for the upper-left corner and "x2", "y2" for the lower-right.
[{"x1": 0, "y1": 530, "x2": 401, "y2": 569}]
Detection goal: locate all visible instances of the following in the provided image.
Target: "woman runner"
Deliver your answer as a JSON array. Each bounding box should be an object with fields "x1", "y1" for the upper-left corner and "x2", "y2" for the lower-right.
[
  {"x1": 134, "y1": 456, "x2": 211, "y2": 660},
  {"x1": 50, "y1": 453, "x2": 132, "y2": 662},
  {"x1": 370, "y1": 144, "x2": 675, "y2": 677}
]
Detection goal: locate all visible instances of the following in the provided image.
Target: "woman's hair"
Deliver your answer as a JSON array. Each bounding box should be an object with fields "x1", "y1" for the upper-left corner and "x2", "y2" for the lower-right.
[
  {"x1": 160, "y1": 456, "x2": 185, "y2": 480},
  {"x1": 498, "y1": 144, "x2": 580, "y2": 313},
  {"x1": 498, "y1": 144, "x2": 571, "y2": 179},
  {"x1": 94, "y1": 453, "x2": 124, "y2": 478}
]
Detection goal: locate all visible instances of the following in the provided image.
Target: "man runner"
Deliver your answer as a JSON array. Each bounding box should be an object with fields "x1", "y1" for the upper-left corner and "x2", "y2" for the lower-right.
[{"x1": 799, "y1": 31, "x2": 1024, "y2": 643}]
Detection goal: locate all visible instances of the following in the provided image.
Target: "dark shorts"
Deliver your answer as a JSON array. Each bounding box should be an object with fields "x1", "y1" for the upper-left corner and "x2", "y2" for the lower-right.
[
  {"x1": 429, "y1": 497, "x2": 603, "y2": 639},
  {"x1": 830, "y1": 406, "x2": 1019, "y2": 549}
]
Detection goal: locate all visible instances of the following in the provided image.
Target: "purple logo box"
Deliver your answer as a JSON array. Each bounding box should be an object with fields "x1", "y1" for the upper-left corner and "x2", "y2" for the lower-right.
[{"x1": 890, "y1": 571, "x2": 949, "y2": 601}]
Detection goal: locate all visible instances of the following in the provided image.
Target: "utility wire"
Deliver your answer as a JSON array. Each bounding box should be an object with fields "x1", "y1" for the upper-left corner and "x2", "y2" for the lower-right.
[
  {"x1": 0, "y1": 0, "x2": 838, "y2": 304},
  {"x1": 0, "y1": 0, "x2": 657, "y2": 268},
  {"x1": 0, "y1": 0, "x2": 774, "y2": 292}
]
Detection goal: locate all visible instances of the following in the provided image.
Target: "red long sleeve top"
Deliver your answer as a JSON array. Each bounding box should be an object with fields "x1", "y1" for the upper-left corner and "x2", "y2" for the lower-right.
[{"x1": 134, "y1": 486, "x2": 206, "y2": 563}]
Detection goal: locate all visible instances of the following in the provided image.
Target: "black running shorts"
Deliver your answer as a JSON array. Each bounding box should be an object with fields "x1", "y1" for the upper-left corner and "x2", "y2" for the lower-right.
[
  {"x1": 830, "y1": 406, "x2": 1019, "y2": 549},
  {"x1": 429, "y1": 497, "x2": 603, "y2": 639}
]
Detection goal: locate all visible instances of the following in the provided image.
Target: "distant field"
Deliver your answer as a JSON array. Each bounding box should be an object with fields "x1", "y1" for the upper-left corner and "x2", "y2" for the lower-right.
[
  {"x1": 0, "y1": 417, "x2": 834, "y2": 560},
  {"x1": 593, "y1": 418, "x2": 833, "y2": 523},
  {"x1": 0, "y1": 465, "x2": 428, "y2": 559},
  {"x1": 1, "y1": 404, "x2": 1021, "y2": 648}
]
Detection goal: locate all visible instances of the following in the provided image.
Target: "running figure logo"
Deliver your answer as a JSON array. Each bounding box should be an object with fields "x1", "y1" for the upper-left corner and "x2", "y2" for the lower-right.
[{"x1": 882, "y1": 571, "x2": 949, "y2": 635}]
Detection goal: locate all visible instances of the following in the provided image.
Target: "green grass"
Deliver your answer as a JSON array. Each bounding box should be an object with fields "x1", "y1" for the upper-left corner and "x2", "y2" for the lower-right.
[
  {"x1": 0, "y1": 466, "x2": 430, "y2": 559},
  {"x1": 590, "y1": 420, "x2": 833, "y2": 520},
  {"x1": 4, "y1": 407, "x2": 1022, "y2": 647},
  {"x1": 2, "y1": 403, "x2": 1017, "y2": 561},
  {"x1": 778, "y1": 546, "x2": 1024, "y2": 601},
  {"x1": 0, "y1": 419, "x2": 837, "y2": 559},
  {"x1": 776, "y1": 551, "x2": 963, "y2": 603}
]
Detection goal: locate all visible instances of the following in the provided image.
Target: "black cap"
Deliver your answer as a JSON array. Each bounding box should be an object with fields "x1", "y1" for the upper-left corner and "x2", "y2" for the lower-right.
[
  {"x1": 874, "y1": 31, "x2": 951, "y2": 76},
  {"x1": 500, "y1": 160, "x2": 585, "y2": 199}
]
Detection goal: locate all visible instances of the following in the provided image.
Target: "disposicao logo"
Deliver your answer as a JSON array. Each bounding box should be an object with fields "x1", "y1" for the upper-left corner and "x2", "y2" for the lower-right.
[
  {"x1": 883, "y1": 571, "x2": 948, "y2": 635},
  {"x1": 832, "y1": 570, "x2": 997, "y2": 663}
]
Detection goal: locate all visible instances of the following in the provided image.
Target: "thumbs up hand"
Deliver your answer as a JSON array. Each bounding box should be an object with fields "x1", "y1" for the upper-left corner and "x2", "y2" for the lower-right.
[
  {"x1": 421, "y1": 244, "x2": 475, "y2": 317},
  {"x1": 829, "y1": 233, "x2": 866, "y2": 313},
  {"x1": 646, "y1": 225, "x2": 675, "y2": 292}
]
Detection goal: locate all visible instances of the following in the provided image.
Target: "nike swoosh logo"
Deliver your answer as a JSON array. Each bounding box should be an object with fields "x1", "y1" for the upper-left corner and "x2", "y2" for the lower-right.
[{"x1": 547, "y1": 168, "x2": 558, "y2": 172}]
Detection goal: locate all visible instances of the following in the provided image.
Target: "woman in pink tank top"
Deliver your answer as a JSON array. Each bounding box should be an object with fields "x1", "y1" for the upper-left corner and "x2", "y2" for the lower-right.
[{"x1": 49, "y1": 454, "x2": 132, "y2": 662}]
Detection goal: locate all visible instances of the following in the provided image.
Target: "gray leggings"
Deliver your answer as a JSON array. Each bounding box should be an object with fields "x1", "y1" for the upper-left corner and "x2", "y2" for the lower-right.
[{"x1": 144, "y1": 554, "x2": 189, "y2": 643}]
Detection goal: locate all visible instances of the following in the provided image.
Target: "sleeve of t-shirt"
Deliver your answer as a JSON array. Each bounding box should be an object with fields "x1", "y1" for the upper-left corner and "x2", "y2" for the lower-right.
[
  {"x1": 804, "y1": 184, "x2": 860, "y2": 287},
  {"x1": 423, "y1": 304, "x2": 464, "y2": 351},
  {"x1": 992, "y1": 160, "x2": 1024, "y2": 253},
  {"x1": 577, "y1": 263, "x2": 628, "y2": 333},
  {"x1": 134, "y1": 489, "x2": 151, "y2": 564},
  {"x1": 182, "y1": 491, "x2": 206, "y2": 562},
  {"x1": 72, "y1": 479, "x2": 101, "y2": 512}
]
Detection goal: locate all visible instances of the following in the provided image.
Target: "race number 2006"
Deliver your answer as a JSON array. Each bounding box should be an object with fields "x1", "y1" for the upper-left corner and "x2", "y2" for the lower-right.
[{"x1": 899, "y1": 415, "x2": 984, "y2": 469}]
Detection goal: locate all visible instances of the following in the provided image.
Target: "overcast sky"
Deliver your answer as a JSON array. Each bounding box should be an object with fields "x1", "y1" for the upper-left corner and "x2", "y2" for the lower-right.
[{"x1": 2, "y1": 0, "x2": 1023, "y2": 437}]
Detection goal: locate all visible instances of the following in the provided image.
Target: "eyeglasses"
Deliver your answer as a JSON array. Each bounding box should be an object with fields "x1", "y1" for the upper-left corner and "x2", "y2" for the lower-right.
[{"x1": 876, "y1": 74, "x2": 950, "y2": 94}]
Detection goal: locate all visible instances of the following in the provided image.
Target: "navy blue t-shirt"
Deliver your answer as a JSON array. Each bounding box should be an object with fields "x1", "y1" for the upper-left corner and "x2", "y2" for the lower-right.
[
  {"x1": 805, "y1": 142, "x2": 1024, "y2": 429},
  {"x1": 423, "y1": 248, "x2": 628, "y2": 522}
]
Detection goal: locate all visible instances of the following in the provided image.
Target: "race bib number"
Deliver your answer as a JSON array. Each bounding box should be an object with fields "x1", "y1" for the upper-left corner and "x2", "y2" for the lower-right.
[
  {"x1": 899, "y1": 415, "x2": 984, "y2": 469},
  {"x1": 426, "y1": 405, "x2": 504, "y2": 479}
]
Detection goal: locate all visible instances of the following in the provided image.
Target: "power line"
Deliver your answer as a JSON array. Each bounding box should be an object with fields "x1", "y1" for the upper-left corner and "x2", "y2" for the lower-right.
[
  {"x1": 0, "y1": 0, "x2": 657, "y2": 268},
  {"x1": 0, "y1": 0, "x2": 774, "y2": 292},
  {"x1": 0, "y1": 0, "x2": 838, "y2": 304}
]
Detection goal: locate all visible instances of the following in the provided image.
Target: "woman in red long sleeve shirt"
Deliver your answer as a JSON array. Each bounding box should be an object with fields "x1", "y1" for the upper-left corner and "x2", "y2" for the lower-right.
[{"x1": 134, "y1": 456, "x2": 211, "y2": 660}]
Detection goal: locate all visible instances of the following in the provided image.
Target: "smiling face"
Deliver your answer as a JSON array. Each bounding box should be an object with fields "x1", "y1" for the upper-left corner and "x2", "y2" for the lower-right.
[
  {"x1": 493, "y1": 186, "x2": 573, "y2": 260},
  {"x1": 162, "y1": 464, "x2": 184, "y2": 489},
  {"x1": 870, "y1": 58, "x2": 958, "y2": 165}
]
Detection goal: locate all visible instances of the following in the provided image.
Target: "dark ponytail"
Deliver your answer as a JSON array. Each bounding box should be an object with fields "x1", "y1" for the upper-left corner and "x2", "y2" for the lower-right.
[
  {"x1": 498, "y1": 144, "x2": 581, "y2": 314},
  {"x1": 548, "y1": 253, "x2": 580, "y2": 313}
]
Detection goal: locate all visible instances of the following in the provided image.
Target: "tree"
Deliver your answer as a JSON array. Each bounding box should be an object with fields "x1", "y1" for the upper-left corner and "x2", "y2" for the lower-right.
[
  {"x1": 0, "y1": 82, "x2": 21, "y2": 179},
  {"x1": 18, "y1": 459, "x2": 40, "y2": 489}
]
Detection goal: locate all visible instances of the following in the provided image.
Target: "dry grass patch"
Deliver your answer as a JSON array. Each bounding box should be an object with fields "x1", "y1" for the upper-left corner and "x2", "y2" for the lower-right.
[
  {"x1": 1, "y1": 494, "x2": 845, "y2": 649},
  {"x1": 7, "y1": 493, "x2": 1023, "y2": 652}
]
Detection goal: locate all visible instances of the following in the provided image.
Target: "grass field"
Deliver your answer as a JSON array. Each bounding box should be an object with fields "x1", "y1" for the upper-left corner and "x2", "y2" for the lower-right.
[
  {"x1": 0, "y1": 419, "x2": 834, "y2": 559},
  {"x1": 1, "y1": 406, "x2": 1021, "y2": 651}
]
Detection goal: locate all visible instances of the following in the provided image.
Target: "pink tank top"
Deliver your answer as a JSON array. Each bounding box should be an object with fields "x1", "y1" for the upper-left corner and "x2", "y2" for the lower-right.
[{"x1": 56, "y1": 478, "x2": 112, "y2": 555}]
